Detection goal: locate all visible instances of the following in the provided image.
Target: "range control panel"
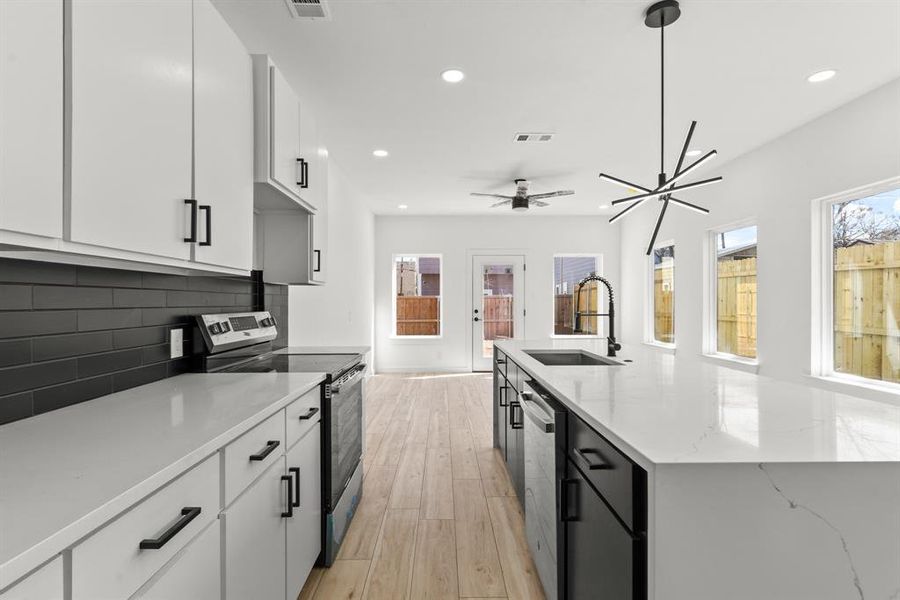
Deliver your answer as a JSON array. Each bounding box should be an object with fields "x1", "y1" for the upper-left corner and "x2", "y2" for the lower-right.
[{"x1": 196, "y1": 311, "x2": 277, "y2": 354}]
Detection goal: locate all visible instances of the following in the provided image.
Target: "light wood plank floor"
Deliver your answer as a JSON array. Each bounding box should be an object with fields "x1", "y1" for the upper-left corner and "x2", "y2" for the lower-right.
[{"x1": 298, "y1": 373, "x2": 546, "y2": 600}]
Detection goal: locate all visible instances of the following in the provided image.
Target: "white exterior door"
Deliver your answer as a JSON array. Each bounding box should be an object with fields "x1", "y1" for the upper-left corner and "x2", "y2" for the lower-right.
[
  {"x1": 69, "y1": 0, "x2": 193, "y2": 260},
  {"x1": 472, "y1": 255, "x2": 525, "y2": 371},
  {"x1": 0, "y1": 0, "x2": 63, "y2": 239},
  {"x1": 192, "y1": 0, "x2": 253, "y2": 271}
]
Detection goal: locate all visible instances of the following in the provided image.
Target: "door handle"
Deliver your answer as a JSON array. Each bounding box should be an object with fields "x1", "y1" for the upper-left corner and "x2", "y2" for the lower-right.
[
  {"x1": 573, "y1": 447, "x2": 612, "y2": 471},
  {"x1": 473, "y1": 316, "x2": 480, "y2": 322},
  {"x1": 183, "y1": 199, "x2": 197, "y2": 243},
  {"x1": 199, "y1": 205, "x2": 211, "y2": 246},
  {"x1": 139, "y1": 507, "x2": 201, "y2": 549},
  {"x1": 289, "y1": 466, "x2": 300, "y2": 508},
  {"x1": 249, "y1": 440, "x2": 280, "y2": 461},
  {"x1": 281, "y1": 475, "x2": 293, "y2": 518}
]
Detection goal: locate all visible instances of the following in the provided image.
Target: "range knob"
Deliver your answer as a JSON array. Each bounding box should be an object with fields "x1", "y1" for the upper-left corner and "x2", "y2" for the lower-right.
[
  {"x1": 220, "y1": 321, "x2": 231, "y2": 332},
  {"x1": 208, "y1": 322, "x2": 222, "y2": 335}
]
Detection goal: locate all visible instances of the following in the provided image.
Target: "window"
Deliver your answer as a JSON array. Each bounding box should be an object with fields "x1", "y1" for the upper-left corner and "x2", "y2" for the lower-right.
[
  {"x1": 393, "y1": 255, "x2": 441, "y2": 336},
  {"x1": 553, "y1": 255, "x2": 602, "y2": 335},
  {"x1": 827, "y1": 186, "x2": 900, "y2": 383},
  {"x1": 714, "y1": 225, "x2": 757, "y2": 359},
  {"x1": 652, "y1": 244, "x2": 675, "y2": 344}
]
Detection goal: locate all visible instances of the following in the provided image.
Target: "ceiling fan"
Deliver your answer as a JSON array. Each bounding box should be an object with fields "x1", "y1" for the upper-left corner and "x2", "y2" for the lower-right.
[{"x1": 471, "y1": 179, "x2": 574, "y2": 211}]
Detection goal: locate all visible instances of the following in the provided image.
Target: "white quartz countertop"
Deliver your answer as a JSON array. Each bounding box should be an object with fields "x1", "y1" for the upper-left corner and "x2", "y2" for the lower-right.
[
  {"x1": 0, "y1": 372, "x2": 324, "y2": 588},
  {"x1": 495, "y1": 339, "x2": 900, "y2": 467}
]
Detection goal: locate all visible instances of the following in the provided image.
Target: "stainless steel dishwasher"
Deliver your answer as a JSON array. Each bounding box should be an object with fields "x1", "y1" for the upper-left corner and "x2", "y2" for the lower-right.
[{"x1": 520, "y1": 380, "x2": 566, "y2": 600}]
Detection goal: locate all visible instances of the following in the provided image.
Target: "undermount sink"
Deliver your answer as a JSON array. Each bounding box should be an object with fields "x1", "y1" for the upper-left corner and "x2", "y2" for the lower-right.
[{"x1": 523, "y1": 349, "x2": 625, "y2": 366}]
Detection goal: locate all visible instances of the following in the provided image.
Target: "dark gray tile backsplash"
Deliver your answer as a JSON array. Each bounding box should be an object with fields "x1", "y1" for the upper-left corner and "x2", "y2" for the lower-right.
[{"x1": 0, "y1": 258, "x2": 288, "y2": 425}]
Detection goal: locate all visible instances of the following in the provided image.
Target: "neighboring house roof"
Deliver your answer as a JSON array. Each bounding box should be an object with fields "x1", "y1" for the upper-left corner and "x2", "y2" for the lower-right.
[{"x1": 717, "y1": 242, "x2": 758, "y2": 259}]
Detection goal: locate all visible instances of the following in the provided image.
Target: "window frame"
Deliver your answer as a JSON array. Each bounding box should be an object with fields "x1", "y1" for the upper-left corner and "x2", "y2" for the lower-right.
[
  {"x1": 550, "y1": 253, "x2": 605, "y2": 338},
  {"x1": 703, "y1": 220, "x2": 759, "y2": 368},
  {"x1": 812, "y1": 176, "x2": 900, "y2": 392},
  {"x1": 391, "y1": 253, "x2": 444, "y2": 339},
  {"x1": 644, "y1": 240, "x2": 676, "y2": 349}
]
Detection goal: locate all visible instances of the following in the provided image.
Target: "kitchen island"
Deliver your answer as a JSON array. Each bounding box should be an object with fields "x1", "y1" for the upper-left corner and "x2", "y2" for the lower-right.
[{"x1": 494, "y1": 339, "x2": 900, "y2": 600}]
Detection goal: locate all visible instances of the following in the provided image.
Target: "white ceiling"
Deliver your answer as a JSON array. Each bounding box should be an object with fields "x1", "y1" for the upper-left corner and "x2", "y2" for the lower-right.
[{"x1": 213, "y1": 0, "x2": 900, "y2": 216}]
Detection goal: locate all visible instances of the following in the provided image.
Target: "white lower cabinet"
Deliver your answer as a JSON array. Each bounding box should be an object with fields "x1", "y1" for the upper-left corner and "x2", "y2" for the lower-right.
[
  {"x1": 223, "y1": 457, "x2": 288, "y2": 600},
  {"x1": 132, "y1": 523, "x2": 220, "y2": 600},
  {"x1": 0, "y1": 556, "x2": 62, "y2": 600},
  {"x1": 285, "y1": 424, "x2": 322, "y2": 600}
]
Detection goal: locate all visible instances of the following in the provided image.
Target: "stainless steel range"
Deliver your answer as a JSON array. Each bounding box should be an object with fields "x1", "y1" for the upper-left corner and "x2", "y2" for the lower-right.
[{"x1": 194, "y1": 311, "x2": 366, "y2": 566}]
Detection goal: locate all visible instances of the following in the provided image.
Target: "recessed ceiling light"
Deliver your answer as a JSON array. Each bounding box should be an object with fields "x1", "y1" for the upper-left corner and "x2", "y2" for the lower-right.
[
  {"x1": 372, "y1": 149, "x2": 389, "y2": 157},
  {"x1": 441, "y1": 69, "x2": 465, "y2": 83},
  {"x1": 398, "y1": 204, "x2": 408, "y2": 210},
  {"x1": 686, "y1": 149, "x2": 703, "y2": 157},
  {"x1": 807, "y1": 69, "x2": 837, "y2": 83},
  {"x1": 598, "y1": 204, "x2": 611, "y2": 210}
]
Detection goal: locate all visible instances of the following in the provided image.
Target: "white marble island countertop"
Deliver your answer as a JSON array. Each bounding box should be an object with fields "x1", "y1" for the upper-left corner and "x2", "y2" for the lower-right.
[
  {"x1": 0, "y1": 372, "x2": 324, "y2": 589},
  {"x1": 495, "y1": 339, "x2": 900, "y2": 466}
]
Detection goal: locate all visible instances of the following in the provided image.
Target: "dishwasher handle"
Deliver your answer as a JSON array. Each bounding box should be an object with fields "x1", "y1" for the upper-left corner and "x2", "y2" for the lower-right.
[{"x1": 519, "y1": 391, "x2": 554, "y2": 433}]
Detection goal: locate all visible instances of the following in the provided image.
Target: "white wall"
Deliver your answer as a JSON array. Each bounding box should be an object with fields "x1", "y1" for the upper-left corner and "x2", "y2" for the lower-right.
[
  {"x1": 618, "y1": 78, "x2": 900, "y2": 390},
  {"x1": 289, "y1": 160, "x2": 375, "y2": 350},
  {"x1": 374, "y1": 216, "x2": 619, "y2": 372}
]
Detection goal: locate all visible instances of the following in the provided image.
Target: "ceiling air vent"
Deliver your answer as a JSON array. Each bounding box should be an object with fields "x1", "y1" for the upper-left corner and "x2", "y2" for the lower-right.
[
  {"x1": 283, "y1": 0, "x2": 331, "y2": 20},
  {"x1": 513, "y1": 132, "x2": 555, "y2": 143}
]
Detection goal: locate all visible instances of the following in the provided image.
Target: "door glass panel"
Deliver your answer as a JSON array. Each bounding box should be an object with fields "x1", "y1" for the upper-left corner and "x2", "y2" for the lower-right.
[{"x1": 481, "y1": 264, "x2": 515, "y2": 358}]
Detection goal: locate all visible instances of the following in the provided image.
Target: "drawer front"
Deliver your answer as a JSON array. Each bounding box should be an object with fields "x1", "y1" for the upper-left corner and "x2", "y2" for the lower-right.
[
  {"x1": 132, "y1": 522, "x2": 220, "y2": 600},
  {"x1": 72, "y1": 454, "x2": 218, "y2": 600},
  {"x1": 569, "y1": 415, "x2": 635, "y2": 530},
  {"x1": 0, "y1": 555, "x2": 63, "y2": 600},
  {"x1": 495, "y1": 350, "x2": 507, "y2": 378},
  {"x1": 285, "y1": 385, "x2": 322, "y2": 450},
  {"x1": 224, "y1": 409, "x2": 286, "y2": 506}
]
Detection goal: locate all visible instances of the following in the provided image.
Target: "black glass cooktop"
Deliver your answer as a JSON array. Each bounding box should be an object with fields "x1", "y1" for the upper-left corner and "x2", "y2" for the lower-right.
[{"x1": 224, "y1": 353, "x2": 359, "y2": 377}]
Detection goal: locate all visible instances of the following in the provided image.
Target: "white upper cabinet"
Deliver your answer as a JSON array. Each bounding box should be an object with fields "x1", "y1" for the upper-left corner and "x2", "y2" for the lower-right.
[
  {"x1": 0, "y1": 0, "x2": 63, "y2": 239},
  {"x1": 270, "y1": 67, "x2": 303, "y2": 198},
  {"x1": 192, "y1": 0, "x2": 253, "y2": 271},
  {"x1": 69, "y1": 0, "x2": 193, "y2": 261}
]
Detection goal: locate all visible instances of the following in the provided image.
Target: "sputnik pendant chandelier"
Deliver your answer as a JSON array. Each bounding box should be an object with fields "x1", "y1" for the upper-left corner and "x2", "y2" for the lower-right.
[{"x1": 599, "y1": 0, "x2": 722, "y2": 255}]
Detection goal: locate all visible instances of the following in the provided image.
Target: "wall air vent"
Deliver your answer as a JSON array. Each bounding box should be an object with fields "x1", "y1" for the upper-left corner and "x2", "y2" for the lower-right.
[
  {"x1": 513, "y1": 132, "x2": 555, "y2": 143},
  {"x1": 283, "y1": 0, "x2": 331, "y2": 20}
]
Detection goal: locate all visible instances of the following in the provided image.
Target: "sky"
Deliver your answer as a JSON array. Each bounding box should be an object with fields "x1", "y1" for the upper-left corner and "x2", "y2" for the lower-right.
[{"x1": 841, "y1": 187, "x2": 900, "y2": 216}]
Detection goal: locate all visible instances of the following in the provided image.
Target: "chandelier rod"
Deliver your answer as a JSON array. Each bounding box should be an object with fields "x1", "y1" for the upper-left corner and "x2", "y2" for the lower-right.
[{"x1": 660, "y1": 22, "x2": 665, "y2": 175}]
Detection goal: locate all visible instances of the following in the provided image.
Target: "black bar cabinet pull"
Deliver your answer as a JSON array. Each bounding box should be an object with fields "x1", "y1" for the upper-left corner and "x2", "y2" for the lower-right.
[
  {"x1": 573, "y1": 447, "x2": 612, "y2": 471},
  {"x1": 314, "y1": 249, "x2": 321, "y2": 272},
  {"x1": 510, "y1": 401, "x2": 523, "y2": 429},
  {"x1": 298, "y1": 407, "x2": 319, "y2": 420},
  {"x1": 139, "y1": 507, "x2": 201, "y2": 549},
  {"x1": 496, "y1": 358, "x2": 507, "y2": 365},
  {"x1": 249, "y1": 440, "x2": 280, "y2": 461},
  {"x1": 183, "y1": 199, "x2": 197, "y2": 243},
  {"x1": 498, "y1": 386, "x2": 508, "y2": 407},
  {"x1": 199, "y1": 205, "x2": 211, "y2": 246},
  {"x1": 296, "y1": 158, "x2": 308, "y2": 188},
  {"x1": 289, "y1": 466, "x2": 300, "y2": 508},
  {"x1": 281, "y1": 475, "x2": 293, "y2": 518},
  {"x1": 560, "y1": 479, "x2": 578, "y2": 522}
]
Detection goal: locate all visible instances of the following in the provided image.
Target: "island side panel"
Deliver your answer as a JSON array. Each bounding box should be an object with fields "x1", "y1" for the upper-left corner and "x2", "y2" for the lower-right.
[{"x1": 652, "y1": 462, "x2": 900, "y2": 600}]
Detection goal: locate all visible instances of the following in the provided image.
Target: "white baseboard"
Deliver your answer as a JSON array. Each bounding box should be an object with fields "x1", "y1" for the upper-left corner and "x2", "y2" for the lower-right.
[{"x1": 374, "y1": 366, "x2": 473, "y2": 374}]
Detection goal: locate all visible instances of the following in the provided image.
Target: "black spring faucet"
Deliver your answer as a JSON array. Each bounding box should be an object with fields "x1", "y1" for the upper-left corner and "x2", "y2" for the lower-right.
[{"x1": 573, "y1": 275, "x2": 622, "y2": 358}]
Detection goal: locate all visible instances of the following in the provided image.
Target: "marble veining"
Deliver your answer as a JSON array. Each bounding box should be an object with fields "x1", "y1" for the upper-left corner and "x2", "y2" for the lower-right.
[{"x1": 495, "y1": 339, "x2": 900, "y2": 466}]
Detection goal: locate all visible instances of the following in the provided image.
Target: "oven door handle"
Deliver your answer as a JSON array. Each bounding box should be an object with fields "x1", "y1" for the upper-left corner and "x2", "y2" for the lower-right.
[
  {"x1": 330, "y1": 364, "x2": 367, "y2": 395},
  {"x1": 519, "y1": 391, "x2": 554, "y2": 433}
]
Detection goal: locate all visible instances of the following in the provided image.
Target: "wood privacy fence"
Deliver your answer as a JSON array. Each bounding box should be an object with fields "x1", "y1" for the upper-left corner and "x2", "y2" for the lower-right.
[
  {"x1": 834, "y1": 242, "x2": 900, "y2": 382},
  {"x1": 481, "y1": 296, "x2": 514, "y2": 340},
  {"x1": 555, "y1": 284, "x2": 599, "y2": 335},
  {"x1": 716, "y1": 257, "x2": 758, "y2": 358},
  {"x1": 653, "y1": 265, "x2": 674, "y2": 344},
  {"x1": 396, "y1": 296, "x2": 440, "y2": 335}
]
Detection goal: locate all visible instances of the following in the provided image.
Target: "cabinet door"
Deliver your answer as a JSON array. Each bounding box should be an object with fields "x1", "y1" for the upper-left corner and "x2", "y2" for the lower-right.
[
  {"x1": 506, "y1": 393, "x2": 522, "y2": 499},
  {"x1": 0, "y1": 556, "x2": 62, "y2": 600},
  {"x1": 223, "y1": 457, "x2": 287, "y2": 600},
  {"x1": 133, "y1": 523, "x2": 220, "y2": 600},
  {"x1": 192, "y1": 0, "x2": 253, "y2": 270},
  {"x1": 70, "y1": 0, "x2": 192, "y2": 260},
  {"x1": 494, "y1": 375, "x2": 508, "y2": 459},
  {"x1": 0, "y1": 0, "x2": 63, "y2": 239},
  {"x1": 285, "y1": 423, "x2": 322, "y2": 600},
  {"x1": 269, "y1": 67, "x2": 301, "y2": 195},
  {"x1": 565, "y1": 461, "x2": 636, "y2": 600}
]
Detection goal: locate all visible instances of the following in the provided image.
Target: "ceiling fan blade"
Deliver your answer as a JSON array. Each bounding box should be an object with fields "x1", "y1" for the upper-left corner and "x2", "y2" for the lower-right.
[
  {"x1": 531, "y1": 200, "x2": 550, "y2": 207},
  {"x1": 471, "y1": 193, "x2": 515, "y2": 199},
  {"x1": 599, "y1": 173, "x2": 651, "y2": 193},
  {"x1": 490, "y1": 199, "x2": 512, "y2": 208},
  {"x1": 528, "y1": 190, "x2": 574, "y2": 200},
  {"x1": 611, "y1": 176, "x2": 723, "y2": 205}
]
